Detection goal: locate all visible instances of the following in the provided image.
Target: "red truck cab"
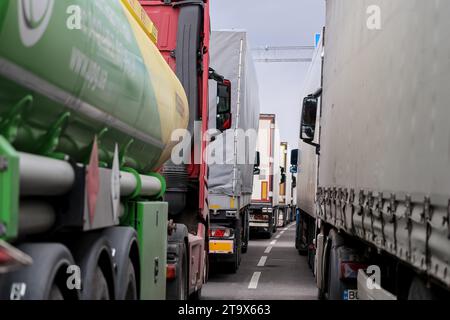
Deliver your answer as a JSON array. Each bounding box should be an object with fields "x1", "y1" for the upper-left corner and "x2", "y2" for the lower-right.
[{"x1": 140, "y1": 0, "x2": 210, "y2": 299}]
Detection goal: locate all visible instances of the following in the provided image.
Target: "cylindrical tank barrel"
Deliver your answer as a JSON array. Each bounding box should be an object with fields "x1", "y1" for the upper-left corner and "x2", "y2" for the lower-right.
[
  {"x1": 120, "y1": 171, "x2": 162, "y2": 197},
  {"x1": 19, "y1": 153, "x2": 75, "y2": 196},
  {"x1": 19, "y1": 153, "x2": 163, "y2": 198},
  {"x1": 19, "y1": 201, "x2": 56, "y2": 236},
  {"x1": 0, "y1": 0, "x2": 189, "y2": 173}
]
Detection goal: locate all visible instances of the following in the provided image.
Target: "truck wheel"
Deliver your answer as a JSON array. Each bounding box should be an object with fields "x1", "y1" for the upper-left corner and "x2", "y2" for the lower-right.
[
  {"x1": 92, "y1": 266, "x2": 110, "y2": 300},
  {"x1": 228, "y1": 242, "x2": 240, "y2": 273},
  {"x1": 296, "y1": 217, "x2": 308, "y2": 256},
  {"x1": 241, "y1": 213, "x2": 250, "y2": 254},
  {"x1": 264, "y1": 231, "x2": 272, "y2": 239},
  {"x1": 0, "y1": 243, "x2": 78, "y2": 300},
  {"x1": 238, "y1": 241, "x2": 242, "y2": 266},
  {"x1": 272, "y1": 212, "x2": 277, "y2": 233},
  {"x1": 48, "y1": 285, "x2": 64, "y2": 300},
  {"x1": 102, "y1": 227, "x2": 139, "y2": 300},
  {"x1": 179, "y1": 243, "x2": 189, "y2": 300},
  {"x1": 190, "y1": 289, "x2": 202, "y2": 300},
  {"x1": 297, "y1": 244, "x2": 308, "y2": 256},
  {"x1": 169, "y1": 242, "x2": 189, "y2": 300},
  {"x1": 241, "y1": 240, "x2": 248, "y2": 254},
  {"x1": 123, "y1": 259, "x2": 137, "y2": 300},
  {"x1": 69, "y1": 232, "x2": 114, "y2": 300}
]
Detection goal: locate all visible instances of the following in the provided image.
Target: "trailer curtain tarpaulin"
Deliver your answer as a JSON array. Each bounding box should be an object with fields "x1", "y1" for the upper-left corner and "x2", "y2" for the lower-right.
[{"x1": 208, "y1": 30, "x2": 261, "y2": 197}]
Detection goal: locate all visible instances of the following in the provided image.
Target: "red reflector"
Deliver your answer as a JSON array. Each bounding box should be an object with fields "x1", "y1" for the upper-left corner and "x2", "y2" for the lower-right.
[
  {"x1": 340, "y1": 262, "x2": 368, "y2": 280},
  {"x1": 0, "y1": 240, "x2": 33, "y2": 273},
  {"x1": 166, "y1": 264, "x2": 176, "y2": 280},
  {"x1": 210, "y1": 228, "x2": 231, "y2": 238},
  {"x1": 0, "y1": 249, "x2": 11, "y2": 264},
  {"x1": 213, "y1": 229, "x2": 226, "y2": 237}
]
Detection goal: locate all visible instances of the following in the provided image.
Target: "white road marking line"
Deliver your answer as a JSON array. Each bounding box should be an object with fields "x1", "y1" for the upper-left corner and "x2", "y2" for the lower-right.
[
  {"x1": 270, "y1": 240, "x2": 277, "y2": 245},
  {"x1": 264, "y1": 246, "x2": 273, "y2": 254},
  {"x1": 280, "y1": 231, "x2": 285, "y2": 235},
  {"x1": 257, "y1": 256, "x2": 268, "y2": 267},
  {"x1": 275, "y1": 235, "x2": 281, "y2": 239},
  {"x1": 248, "y1": 272, "x2": 262, "y2": 289}
]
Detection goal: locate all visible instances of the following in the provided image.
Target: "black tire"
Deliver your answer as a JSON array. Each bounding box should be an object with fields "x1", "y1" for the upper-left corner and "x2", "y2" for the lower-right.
[
  {"x1": 296, "y1": 212, "x2": 308, "y2": 256},
  {"x1": 0, "y1": 243, "x2": 77, "y2": 300},
  {"x1": 48, "y1": 285, "x2": 64, "y2": 300},
  {"x1": 317, "y1": 288, "x2": 327, "y2": 300},
  {"x1": 272, "y1": 209, "x2": 278, "y2": 233},
  {"x1": 307, "y1": 244, "x2": 315, "y2": 270},
  {"x1": 408, "y1": 277, "x2": 436, "y2": 300},
  {"x1": 238, "y1": 239, "x2": 242, "y2": 266},
  {"x1": 298, "y1": 245, "x2": 308, "y2": 256},
  {"x1": 166, "y1": 241, "x2": 189, "y2": 300},
  {"x1": 228, "y1": 240, "x2": 240, "y2": 274},
  {"x1": 177, "y1": 243, "x2": 189, "y2": 300},
  {"x1": 241, "y1": 242, "x2": 248, "y2": 254},
  {"x1": 92, "y1": 267, "x2": 110, "y2": 300},
  {"x1": 318, "y1": 236, "x2": 331, "y2": 300},
  {"x1": 101, "y1": 227, "x2": 139, "y2": 300},
  {"x1": 69, "y1": 232, "x2": 114, "y2": 300},
  {"x1": 241, "y1": 213, "x2": 250, "y2": 254},
  {"x1": 190, "y1": 289, "x2": 202, "y2": 300},
  {"x1": 123, "y1": 259, "x2": 138, "y2": 300}
]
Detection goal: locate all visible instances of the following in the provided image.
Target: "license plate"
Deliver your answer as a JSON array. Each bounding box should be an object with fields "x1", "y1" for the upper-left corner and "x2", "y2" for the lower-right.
[
  {"x1": 209, "y1": 240, "x2": 234, "y2": 254},
  {"x1": 343, "y1": 290, "x2": 359, "y2": 300}
]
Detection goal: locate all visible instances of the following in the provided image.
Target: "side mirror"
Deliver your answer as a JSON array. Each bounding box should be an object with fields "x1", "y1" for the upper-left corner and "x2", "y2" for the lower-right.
[
  {"x1": 216, "y1": 80, "x2": 232, "y2": 132},
  {"x1": 290, "y1": 149, "x2": 298, "y2": 173},
  {"x1": 280, "y1": 167, "x2": 286, "y2": 184},
  {"x1": 290, "y1": 149, "x2": 298, "y2": 166},
  {"x1": 253, "y1": 151, "x2": 260, "y2": 175},
  {"x1": 300, "y1": 95, "x2": 318, "y2": 142}
]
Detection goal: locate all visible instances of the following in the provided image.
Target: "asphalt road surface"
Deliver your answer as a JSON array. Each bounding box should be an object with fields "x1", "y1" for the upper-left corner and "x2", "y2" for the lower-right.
[{"x1": 202, "y1": 223, "x2": 318, "y2": 300}]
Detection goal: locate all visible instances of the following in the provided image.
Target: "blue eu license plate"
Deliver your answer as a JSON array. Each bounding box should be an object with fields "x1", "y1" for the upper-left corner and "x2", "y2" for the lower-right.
[{"x1": 343, "y1": 290, "x2": 359, "y2": 300}]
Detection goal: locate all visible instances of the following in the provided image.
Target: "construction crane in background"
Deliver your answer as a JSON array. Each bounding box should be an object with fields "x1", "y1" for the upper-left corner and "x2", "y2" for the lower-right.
[{"x1": 252, "y1": 45, "x2": 315, "y2": 63}]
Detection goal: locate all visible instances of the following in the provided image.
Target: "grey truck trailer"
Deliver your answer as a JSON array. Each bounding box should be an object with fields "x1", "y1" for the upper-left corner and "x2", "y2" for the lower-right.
[
  {"x1": 207, "y1": 30, "x2": 261, "y2": 273},
  {"x1": 296, "y1": 0, "x2": 450, "y2": 300}
]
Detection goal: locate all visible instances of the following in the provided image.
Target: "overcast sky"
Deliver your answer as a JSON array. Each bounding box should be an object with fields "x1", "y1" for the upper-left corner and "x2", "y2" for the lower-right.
[{"x1": 211, "y1": 0, "x2": 325, "y2": 150}]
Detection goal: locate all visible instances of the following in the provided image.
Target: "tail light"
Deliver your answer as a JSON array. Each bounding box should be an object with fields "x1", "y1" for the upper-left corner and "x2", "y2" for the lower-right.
[
  {"x1": 166, "y1": 264, "x2": 176, "y2": 280},
  {"x1": 340, "y1": 262, "x2": 368, "y2": 280},
  {"x1": 0, "y1": 240, "x2": 32, "y2": 273},
  {"x1": 209, "y1": 228, "x2": 231, "y2": 238},
  {"x1": 251, "y1": 214, "x2": 269, "y2": 221}
]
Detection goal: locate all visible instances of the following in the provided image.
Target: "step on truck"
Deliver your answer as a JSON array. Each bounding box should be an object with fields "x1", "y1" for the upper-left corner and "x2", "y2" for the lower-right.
[
  {"x1": 249, "y1": 114, "x2": 280, "y2": 239},
  {"x1": 0, "y1": 0, "x2": 214, "y2": 300},
  {"x1": 296, "y1": 0, "x2": 450, "y2": 300},
  {"x1": 207, "y1": 30, "x2": 261, "y2": 273}
]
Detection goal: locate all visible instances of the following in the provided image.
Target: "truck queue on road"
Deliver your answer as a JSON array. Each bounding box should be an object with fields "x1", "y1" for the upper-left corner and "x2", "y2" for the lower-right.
[{"x1": 0, "y1": 0, "x2": 449, "y2": 302}]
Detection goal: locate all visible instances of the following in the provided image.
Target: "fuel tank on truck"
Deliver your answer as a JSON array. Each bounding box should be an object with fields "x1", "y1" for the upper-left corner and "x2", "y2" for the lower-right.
[{"x1": 0, "y1": 0, "x2": 189, "y2": 173}]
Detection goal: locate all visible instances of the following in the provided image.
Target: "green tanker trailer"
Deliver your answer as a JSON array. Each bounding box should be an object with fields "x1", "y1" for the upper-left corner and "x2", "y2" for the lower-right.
[{"x1": 0, "y1": 0, "x2": 189, "y2": 300}]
